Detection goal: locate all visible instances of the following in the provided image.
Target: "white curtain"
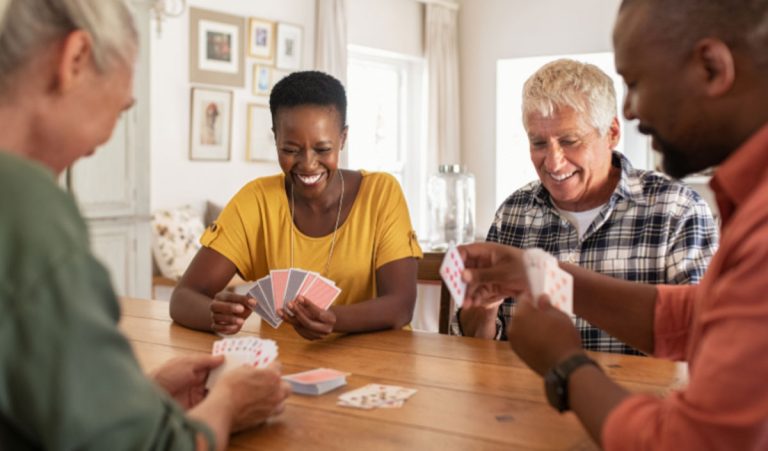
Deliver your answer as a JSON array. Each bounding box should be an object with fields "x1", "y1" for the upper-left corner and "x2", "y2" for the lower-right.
[
  {"x1": 315, "y1": 0, "x2": 348, "y2": 86},
  {"x1": 425, "y1": 3, "x2": 461, "y2": 168}
]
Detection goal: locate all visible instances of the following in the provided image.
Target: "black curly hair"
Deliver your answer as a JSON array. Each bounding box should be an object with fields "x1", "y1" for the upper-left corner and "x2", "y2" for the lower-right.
[{"x1": 269, "y1": 70, "x2": 347, "y2": 131}]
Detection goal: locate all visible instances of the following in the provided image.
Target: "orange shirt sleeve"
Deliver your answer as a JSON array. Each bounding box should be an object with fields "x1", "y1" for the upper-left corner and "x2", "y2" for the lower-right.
[{"x1": 603, "y1": 230, "x2": 768, "y2": 450}]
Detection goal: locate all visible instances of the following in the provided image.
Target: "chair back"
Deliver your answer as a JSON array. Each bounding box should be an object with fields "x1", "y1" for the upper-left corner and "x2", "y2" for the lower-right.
[{"x1": 417, "y1": 251, "x2": 453, "y2": 334}]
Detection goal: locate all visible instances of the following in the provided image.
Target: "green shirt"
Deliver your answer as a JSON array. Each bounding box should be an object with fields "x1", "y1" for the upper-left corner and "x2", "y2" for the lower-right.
[{"x1": 0, "y1": 152, "x2": 214, "y2": 450}]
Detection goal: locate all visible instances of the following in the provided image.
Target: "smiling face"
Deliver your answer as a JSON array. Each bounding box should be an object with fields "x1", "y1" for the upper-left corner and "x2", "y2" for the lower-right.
[
  {"x1": 526, "y1": 106, "x2": 620, "y2": 211},
  {"x1": 273, "y1": 104, "x2": 347, "y2": 201}
]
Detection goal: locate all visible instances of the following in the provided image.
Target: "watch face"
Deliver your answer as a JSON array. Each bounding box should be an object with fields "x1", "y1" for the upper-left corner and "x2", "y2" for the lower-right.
[{"x1": 544, "y1": 370, "x2": 566, "y2": 412}]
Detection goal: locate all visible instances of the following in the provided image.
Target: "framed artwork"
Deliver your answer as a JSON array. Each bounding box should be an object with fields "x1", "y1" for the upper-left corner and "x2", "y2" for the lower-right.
[
  {"x1": 253, "y1": 64, "x2": 272, "y2": 96},
  {"x1": 189, "y1": 8, "x2": 245, "y2": 87},
  {"x1": 247, "y1": 104, "x2": 277, "y2": 162},
  {"x1": 276, "y1": 23, "x2": 303, "y2": 70},
  {"x1": 190, "y1": 87, "x2": 232, "y2": 161},
  {"x1": 248, "y1": 18, "x2": 275, "y2": 62}
]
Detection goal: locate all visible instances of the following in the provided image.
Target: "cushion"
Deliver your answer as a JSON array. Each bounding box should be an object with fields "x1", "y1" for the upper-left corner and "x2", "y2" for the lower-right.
[{"x1": 151, "y1": 205, "x2": 205, "y2": 280}]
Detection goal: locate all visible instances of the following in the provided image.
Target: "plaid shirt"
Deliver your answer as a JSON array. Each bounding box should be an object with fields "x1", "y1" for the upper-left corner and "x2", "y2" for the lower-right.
[{"x1": 453, "y1": 152, "x2": 719, "y2": 354}]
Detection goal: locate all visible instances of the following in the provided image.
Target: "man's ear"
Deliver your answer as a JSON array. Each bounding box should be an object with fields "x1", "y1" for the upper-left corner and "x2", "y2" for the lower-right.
[
  {"x1": 693, "y1": 38, "x2": 736, "y2": 97},
  {"x1": 55, "y1": 30, "x2": 94, "y2": 93},
  {"x1": 607, "y1": 117, "x2": 621, "y2": 148}
]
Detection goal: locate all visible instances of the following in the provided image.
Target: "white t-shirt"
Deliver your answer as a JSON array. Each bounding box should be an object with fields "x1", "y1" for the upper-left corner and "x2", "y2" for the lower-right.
[{"x1": 556, "y1": 204, "x2": 605, "y2": 240}]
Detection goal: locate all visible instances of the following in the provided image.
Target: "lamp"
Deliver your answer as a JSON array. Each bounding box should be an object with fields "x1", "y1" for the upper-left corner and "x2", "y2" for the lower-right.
[{"x1": 146, "y1": 0, "x2": 186, "y2": 36}]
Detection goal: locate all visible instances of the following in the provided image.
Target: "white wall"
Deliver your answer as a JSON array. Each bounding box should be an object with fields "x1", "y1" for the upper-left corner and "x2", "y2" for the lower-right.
[
  {"x1": 457, "y1": 0, "x2": 623, "y2": 234},
  {"x1": 347, "y1": 0, "x2": 423, "y2": 56},
  {"x1": 149, "y1": 0, "x2": 316, "y2": 212}
]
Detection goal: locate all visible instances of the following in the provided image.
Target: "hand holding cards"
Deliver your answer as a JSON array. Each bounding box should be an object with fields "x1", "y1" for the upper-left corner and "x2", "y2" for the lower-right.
[
  {"x1": 206, "y1": 336, "x2": 278, "y2": 389},
  {"x1": 522, "y1": 248, "x2": 573, "y2": 315},
  {"x1": 248, "y1": 268, "x2": 342, "y2": 328}
]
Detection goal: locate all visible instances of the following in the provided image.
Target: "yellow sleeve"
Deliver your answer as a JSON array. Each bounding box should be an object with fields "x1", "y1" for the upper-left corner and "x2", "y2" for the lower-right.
[
  {"x1": 199, "y1": 184, "x2": 261, "y2": 280},
  {"x1": 373, "y1": 174, "x2": 423, "y2": 269}
]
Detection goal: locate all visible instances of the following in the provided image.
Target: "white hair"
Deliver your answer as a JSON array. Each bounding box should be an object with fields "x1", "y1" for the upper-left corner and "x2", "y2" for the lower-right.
[
  {"x1": 522, "y1": 59, "x2": 617, "y2": 136},
  {"x1": 0, "y1": 0, "x2": 137, "y2": 93}
]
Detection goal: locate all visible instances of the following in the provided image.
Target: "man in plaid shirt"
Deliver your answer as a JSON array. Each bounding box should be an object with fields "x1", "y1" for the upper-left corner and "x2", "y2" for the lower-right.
[{"x1": 452, "y1": 60, "x2": 718, "y2": 354}]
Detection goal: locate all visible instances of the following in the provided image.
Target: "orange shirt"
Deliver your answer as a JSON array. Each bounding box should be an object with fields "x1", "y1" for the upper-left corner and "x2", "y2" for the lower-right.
[{"x1": 603, "y1": 123, "x2": 768, "y2": 450}]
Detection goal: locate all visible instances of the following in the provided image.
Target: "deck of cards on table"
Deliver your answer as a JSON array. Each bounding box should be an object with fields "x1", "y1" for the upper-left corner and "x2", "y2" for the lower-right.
[
  {"x1": 337, "y1": 384, "x2": 418, "y2": 409},
  {"x1": 522, "y1": 248, "x2": 574, "y2": 315},
  {"x1": 282, "y1": 368, "x2": 349, "y2": 395},
  {"x1": 205, "y1": 337, "x2": 278, "y2": 389},
  {"x1": 439, "y1": 245, "x2": 466, "y2": 306},
  {"x1": 248, "y1": 268, "x2": 342, "y2": 328}
]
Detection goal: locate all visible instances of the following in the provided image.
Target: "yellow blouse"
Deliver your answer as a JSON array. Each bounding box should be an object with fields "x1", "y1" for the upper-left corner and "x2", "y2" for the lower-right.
[{"x1": 200, "y1": 171, "x2": 423, "y2": 306}]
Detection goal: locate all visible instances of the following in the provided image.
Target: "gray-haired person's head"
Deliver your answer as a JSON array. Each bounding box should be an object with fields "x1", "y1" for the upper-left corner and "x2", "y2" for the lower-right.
[
  {"x1": 522, "y1": 59, "x2": 617, "y2": 136},
  {"x1": 0, "y1": 0, "x2": 137, "y2": 95}
]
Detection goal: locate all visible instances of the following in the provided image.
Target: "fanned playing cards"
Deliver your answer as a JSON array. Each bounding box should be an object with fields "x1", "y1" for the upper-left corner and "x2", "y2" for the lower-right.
[
  {"x1": 248, "y1": 268, "x2": 342, "y2": 328},
  {"x1": 522, "y1": 248, "x2": 573, "y2": 315},
  {"x1": 337, "y1": 384, "x2": 417, "y2": 409},
  {"x1": 205, "y1": 336, "x2": 278, "y2": 389}
]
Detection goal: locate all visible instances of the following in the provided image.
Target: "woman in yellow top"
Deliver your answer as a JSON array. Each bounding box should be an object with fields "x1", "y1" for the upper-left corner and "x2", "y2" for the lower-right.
[{"x1": 170, "y1": 71, "x2": 423, "y2": 340}]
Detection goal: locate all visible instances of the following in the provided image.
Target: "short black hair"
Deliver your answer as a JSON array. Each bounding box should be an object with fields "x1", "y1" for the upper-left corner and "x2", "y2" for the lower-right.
[
  {"x1": 619, "y1": 0, "x2": 768, "y2": 69},
  {"x1": 269, "y1": 70, "x2": 347, "y2": 130}
]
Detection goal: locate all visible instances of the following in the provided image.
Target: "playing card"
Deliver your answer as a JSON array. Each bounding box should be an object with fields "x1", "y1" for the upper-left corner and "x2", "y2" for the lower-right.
[
  {"x1": 283, "y1": 368, "x2": 349, "y2": 395},
  {"x1": 297, "y1": 272, "x2": 319, "y2": 297},
  {"x1": 439, "y1": 245, "x2": 466, "y2": 306},
  {"x1": 522, "y1": 248, "x2": 573, "y2": 315},
  {"x1": 283, "y1": 269, "x2": 308, "y2": 305},
  {"x1": 284, "y1": 368, "x2": 348, "y2": 384},
  {"x1": 302, "y1": 276, "x2": 341, "y2": 310},
  {"x1": 270, "y1": 269, "x2": 290, "y2": 311},
  {"x1": 206, "y1": 337, "x2": 278, "y2": 389},
  {"x1": 248, "y1": 276, "x2": 282, "y2": 328},
  {"x1": 337, "y1": 384, "x2": 417, "y2": 409}
]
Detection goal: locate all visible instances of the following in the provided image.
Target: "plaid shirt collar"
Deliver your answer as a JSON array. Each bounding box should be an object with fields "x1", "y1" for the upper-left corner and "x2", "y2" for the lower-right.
[{"x1": 530, "y1": 151, "x2": 649, "y2": 212}]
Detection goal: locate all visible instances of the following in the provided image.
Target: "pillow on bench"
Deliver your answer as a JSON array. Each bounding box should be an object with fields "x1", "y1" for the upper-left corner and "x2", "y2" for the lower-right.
[{"x1": 151, "y1": 205, "x2": 205, "y2": 280}]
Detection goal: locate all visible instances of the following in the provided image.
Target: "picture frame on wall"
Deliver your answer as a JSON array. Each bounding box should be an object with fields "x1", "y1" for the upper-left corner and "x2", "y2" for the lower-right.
[
  {"x1": 247, "y1": 104, "x2": 277, "y2": 162},
  {"x1": 190, "y1": 87, "x2": 232, "y2": 161},
  {"x1": 189, "y1": 8, "x2": 245, "y2": 87},
  {"x1": 253, "y1": 64, "x2": 272, "y2": 96},
  {"x1": 276, "y1": 23, "x2": 303, "y2": 70},
  {"x1": 248, "y1": 18, "x2": 275, "y2": 62}
]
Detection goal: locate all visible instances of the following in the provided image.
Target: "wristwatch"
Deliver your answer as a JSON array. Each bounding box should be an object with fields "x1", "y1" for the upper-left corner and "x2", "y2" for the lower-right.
[{"x1": 544, "y1": 353, "x2": 601, "y2": 412}]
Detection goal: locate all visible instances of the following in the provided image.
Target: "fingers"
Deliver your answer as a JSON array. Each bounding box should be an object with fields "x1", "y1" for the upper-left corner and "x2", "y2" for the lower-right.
[{"x1": 210, "y1": 293, "x2": 255, "y2": 334}]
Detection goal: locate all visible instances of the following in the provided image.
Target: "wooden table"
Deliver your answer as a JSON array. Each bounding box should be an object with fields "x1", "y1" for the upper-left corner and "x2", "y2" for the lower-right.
[{"x1": 120, "y1": 297, "x2": 688, "y2": 450}]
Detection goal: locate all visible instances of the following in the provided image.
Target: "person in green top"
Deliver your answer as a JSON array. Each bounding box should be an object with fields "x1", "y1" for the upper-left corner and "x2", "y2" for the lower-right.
[{"x1": 0, "y1": 1, "x2": 290, "y2": 450}]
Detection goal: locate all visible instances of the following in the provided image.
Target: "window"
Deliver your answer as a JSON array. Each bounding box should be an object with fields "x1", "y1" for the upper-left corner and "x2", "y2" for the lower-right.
[
  {"x1": 495, "y1": 52, "x2": 650, "y2": 208},
  {"x1": 347, "y1": 45, "x2": 427, "y2": 233}
]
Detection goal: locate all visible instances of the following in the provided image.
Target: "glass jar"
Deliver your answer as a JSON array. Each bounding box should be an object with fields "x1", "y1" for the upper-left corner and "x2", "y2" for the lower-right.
[{"x1": 427, "y1": 164, "x2": 476, "y2": 250}]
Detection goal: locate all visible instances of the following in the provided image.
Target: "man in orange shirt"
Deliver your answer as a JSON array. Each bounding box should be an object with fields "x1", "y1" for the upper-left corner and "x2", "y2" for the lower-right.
[{"x1": 459, "y1": 0, "x2": 768, "y2": 449}]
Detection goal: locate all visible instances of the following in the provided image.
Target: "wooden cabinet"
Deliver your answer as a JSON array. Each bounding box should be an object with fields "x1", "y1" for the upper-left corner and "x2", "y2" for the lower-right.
[{"x1": 66, "y1": 6, "x2": 152, "y2": 298}]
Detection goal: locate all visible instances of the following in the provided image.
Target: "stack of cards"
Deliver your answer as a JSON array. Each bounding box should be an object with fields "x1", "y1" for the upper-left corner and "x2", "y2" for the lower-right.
[
  {"x1": 439, "y1": 245, "x2": 466, "y2": 306},
  {"x1": 337, "y1": 384, "x2": 417, "y2": 409},
  {"x1": 248, "y1": 268, "x2": 342, "y2": 328},
  {"x1": 522, "y1": 248, "x2": 573, "y2": 315},
  {"x1": 282, "y1": 368, "x2": 349, "y2": 395},
  {"x1": 205, "y1": 336, "x2": 278, "y2": 389}
]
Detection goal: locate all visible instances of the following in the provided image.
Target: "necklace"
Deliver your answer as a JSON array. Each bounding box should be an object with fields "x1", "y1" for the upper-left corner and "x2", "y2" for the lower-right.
[{"x1": 290, "y1": 170, "x2": 344, "y2": 276}]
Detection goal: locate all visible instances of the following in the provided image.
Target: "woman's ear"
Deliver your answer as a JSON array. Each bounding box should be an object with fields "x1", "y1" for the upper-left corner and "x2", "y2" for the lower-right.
[
  {"x1": 340, "y1": 125, "x2": 349, "y2": 150},
  {"x1": 55, "y1": 30, "x2": 94, "y2": 94}
]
